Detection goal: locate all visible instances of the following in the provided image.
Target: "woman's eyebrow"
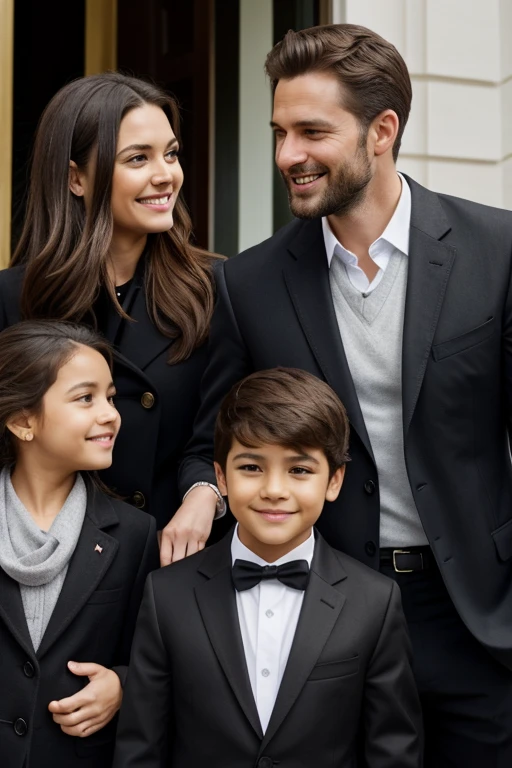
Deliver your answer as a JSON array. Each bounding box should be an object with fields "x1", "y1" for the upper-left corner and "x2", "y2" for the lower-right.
[{"x1": 116, "y1": 138, "x2": 179, "y2": 157}]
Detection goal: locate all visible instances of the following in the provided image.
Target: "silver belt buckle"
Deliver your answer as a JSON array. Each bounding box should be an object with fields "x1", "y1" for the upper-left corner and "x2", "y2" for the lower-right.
[{"x1": 392, "y1": 549, "x2": 422, "y2": 573}]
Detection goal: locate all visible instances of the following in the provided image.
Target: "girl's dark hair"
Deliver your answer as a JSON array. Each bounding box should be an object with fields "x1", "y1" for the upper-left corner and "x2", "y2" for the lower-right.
[
  {"x1": 11, "y1": 72, "x2": 221, "y2": 364},
  {"x1": 214, "y1": 367, "x2": 350, "y2": 477},
  {"x1": 265, "y1": 24, "x2": 412, "y2": 161},
  {"x1": 0, "y1": 321, "x2": 113, "y2": 467}
]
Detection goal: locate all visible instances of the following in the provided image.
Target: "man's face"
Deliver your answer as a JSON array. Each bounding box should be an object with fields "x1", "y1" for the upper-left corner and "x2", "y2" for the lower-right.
[{"x1": 272, "y1": 72, "x2": 372, "y2": 219}]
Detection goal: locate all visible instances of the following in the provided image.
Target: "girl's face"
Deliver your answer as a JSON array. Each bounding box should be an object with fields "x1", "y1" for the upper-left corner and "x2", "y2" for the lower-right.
[
  {"x1": 110, "y1": 103, "x2": 184, "y2": 239},
  {"x1": 27, "y1": 345, "x2": 120, "y2": 474}
]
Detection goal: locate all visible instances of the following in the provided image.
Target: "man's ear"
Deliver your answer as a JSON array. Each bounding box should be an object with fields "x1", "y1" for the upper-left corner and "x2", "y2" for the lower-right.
[
  {"x1": 6, "y1": 412, "x2": 35, "y2": 443},
  {"x1": 214, "y1": 462, "x2": 228, "y2": 496},
  {"x1": 325, "y1": 465, "x2": 345, "y2": 503},
  {"x1": 69, "y1": 160, "x2": 86, "y2": 197},
  {"x1": 368, "y1": 109, "x2": 399, "y2": 158}
]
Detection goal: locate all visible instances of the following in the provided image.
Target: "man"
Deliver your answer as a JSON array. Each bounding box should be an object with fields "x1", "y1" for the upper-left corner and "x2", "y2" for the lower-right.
[{"x1": 172, "y1": 23, "x2": 512, "y2": 765}]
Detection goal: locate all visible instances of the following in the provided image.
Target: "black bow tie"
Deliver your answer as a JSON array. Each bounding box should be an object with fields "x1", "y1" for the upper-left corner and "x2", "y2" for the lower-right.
[{"x1": 232, "y1": 558, "x2": 310, "y2": 592}]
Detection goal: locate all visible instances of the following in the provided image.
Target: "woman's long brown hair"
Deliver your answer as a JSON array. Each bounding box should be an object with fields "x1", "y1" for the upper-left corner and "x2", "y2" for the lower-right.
[{"x1": 11, "y1": 73, "x2": 221, "y2": 363}]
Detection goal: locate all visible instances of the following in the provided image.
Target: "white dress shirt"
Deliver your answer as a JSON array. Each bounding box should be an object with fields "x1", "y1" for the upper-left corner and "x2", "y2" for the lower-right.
[
  {"x1": 231, "y1": 526, "x2": 315, "y2": 733},
  {"x1": 322, "y1": 172, "x2": 411, "y2": 292}
]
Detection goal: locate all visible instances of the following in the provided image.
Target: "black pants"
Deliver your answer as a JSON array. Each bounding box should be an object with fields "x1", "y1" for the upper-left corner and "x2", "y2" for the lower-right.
[{"x1": 381, "y1": 558, "x2": 512, "y2": 767}]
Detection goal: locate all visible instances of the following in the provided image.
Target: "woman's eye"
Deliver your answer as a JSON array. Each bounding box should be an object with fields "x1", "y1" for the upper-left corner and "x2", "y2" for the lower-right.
[
  {"x1": 128, "y1": 154, "x2": 147, "y2": 164},
  {"x1": 78, "y1": 394, "x2": 93, "y2": 403},
  {"x1": 165, "y1": 149, "x2": 179, "y2": 161},
  {"x1": 108, "y1": 395, "x2": 116, "y2": 405}
]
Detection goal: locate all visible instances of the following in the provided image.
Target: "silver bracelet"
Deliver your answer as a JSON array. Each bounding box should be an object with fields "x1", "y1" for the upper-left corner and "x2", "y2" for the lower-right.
[{"x1": 183, "y1": 481, "x2": 226, "y2": 518}]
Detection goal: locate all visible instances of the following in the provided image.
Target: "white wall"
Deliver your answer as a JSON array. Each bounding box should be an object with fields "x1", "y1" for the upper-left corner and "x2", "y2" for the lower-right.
[
  {"x1": 238, "y1": 0, "x2": 274, "y2": 251},
  {"x1": 334, "y1": 0, "x2": 512, "y2": 209}
]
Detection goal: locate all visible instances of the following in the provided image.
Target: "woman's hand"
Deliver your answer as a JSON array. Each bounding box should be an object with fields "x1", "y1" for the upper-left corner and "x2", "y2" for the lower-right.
[
  {"x1": 159, "y1": 485, "x2": 217, "y2": 565},
  {"x1": 48, "y1": 661, "x2": 122, "y2": 737}
]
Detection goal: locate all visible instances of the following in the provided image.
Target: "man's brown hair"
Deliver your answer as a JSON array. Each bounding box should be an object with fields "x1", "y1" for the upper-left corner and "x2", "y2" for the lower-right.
[
  {"x1": 214, "y1": 368, "x2": 350, "y2": 476},
  {"x1": 265, "y1": 23, "x2": 412, "y2": 161}
]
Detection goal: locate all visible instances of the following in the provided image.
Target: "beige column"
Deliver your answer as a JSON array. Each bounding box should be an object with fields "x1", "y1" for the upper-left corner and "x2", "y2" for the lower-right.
[
  {"x1": 85, "y1": 0, "x2": 118, "y2": 75},
  {"x1": 0, "y1": 0, "x2": 14, "y2": 268}
]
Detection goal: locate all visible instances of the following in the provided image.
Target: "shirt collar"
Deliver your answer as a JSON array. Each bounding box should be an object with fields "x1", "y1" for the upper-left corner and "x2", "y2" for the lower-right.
[
  {"x1": 322, "y1": 172, "x2": 411, "y2": 267},
  {"x1": 231, "y1": 524, "x2": 315, "y2": 567}
]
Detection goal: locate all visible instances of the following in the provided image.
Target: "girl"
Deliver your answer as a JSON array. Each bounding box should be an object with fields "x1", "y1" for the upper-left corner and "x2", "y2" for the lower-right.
[
  {"x1": 0, "y1": 72, "x2": 224, "y2": 565},
  {"x1": 0, "y1": 321, "x2": 158, "y2": 768}
]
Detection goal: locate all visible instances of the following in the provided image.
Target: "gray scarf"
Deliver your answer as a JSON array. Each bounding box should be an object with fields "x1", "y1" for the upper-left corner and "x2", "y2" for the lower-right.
[{"x1": 0, "y1": 469, "x2": 87, "y2": 651}]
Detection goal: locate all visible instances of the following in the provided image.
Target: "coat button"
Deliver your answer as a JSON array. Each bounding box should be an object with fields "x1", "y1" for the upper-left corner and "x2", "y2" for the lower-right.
[
  {"x1": 141, "y1": 392, "x2": 155, "y2": 409},
  {"x1": 365, "y1": 541, "x2": 377, "y2": 557},
  {"x1": 23, "y1": 661, "x2": 35, "y2": 678},
  {"x1": 132, "y1": 491, "x2": 146, "y2": 509},
  {"x1": 364, "y1": 479, "x2": 376, "y2": 495},
  {"x1": 258, "y1": 758, "x2": 273, "y2": 768},
  {"x1": 13, "y1": 718, "x2": 27, "y2": 736}
]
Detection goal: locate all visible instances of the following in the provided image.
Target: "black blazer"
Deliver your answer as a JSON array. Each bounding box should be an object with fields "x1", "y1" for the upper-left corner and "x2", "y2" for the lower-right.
[
  {"x1": 180, "y1": 175, "x2": 512, "y2": 670},
  {"x1": 0, "y1": 266, "x2": 216, "y2": 529},
  {"x1": 0, "y1": 483, "x2": 159, "y2": 768},
  {"x1": 114, "y1": 531, "x2": 422, "y2": 768}
]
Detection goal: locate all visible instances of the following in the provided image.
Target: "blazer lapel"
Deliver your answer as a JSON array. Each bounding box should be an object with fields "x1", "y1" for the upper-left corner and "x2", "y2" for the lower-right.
[
  {"x1": 284, "y1": 220, "x2": 374, "y2": 460},
  {"x1": 36, "y1": 488, "x2": 119, "y2": 660},
  {"x1": 116, "y1": 279, "x2": 174, "y2": 371},
  {"x1": 401, "y1": 176, "x2": 456, "y2": 433},
  {"x1": 259, "y1": 535, "x2": 347, "y2": 751},
  {"x1": 195, "y1": 537, "x2": 263, "y2": 739},
  {"x1": 0, "y1": 566, "x2": 35, "y2": 660}
]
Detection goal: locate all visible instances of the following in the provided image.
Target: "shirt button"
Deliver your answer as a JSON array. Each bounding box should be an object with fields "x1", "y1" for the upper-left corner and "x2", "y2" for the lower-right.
[
  {"x1": 261, "y1": 668, "x2": 270, "y2": 678},
  {"x1": 265, "y1": 609, "x2": 274, "y2": 618}
]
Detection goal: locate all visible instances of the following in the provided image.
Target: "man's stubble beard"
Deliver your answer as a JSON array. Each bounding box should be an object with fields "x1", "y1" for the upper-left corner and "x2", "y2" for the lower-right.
[{"x1": 283, "y1": 142, "x2": 373, "y2": 220}]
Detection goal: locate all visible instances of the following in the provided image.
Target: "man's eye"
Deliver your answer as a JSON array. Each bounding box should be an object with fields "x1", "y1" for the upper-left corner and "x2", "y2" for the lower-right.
[
  {"x1": 290, "y1": 467, "x2": 311, "y2": 475},
  {"x1": 238, "y1": 464, "x2": 261, "y2": 472}
]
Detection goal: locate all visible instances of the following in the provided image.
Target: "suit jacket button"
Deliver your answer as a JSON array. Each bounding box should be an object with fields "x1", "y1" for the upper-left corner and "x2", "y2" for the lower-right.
[
  {"x1": 141, "y1": 392, "x2": 155, "y2": 409},
  {"x1": 132, "y1": 491, "x2": 146, "y2": 509},
  {"x1": 23, "y1": 661, "x2": 35, "y2": 678},
  {"x1": 14, "y1": 718, "x2": 28, "y2": 736},
  {"x1": 365, "y1": 540, "x2": 377, "y2": 557},
  {"x1": 258, "y1": 758, "x2": 273, "y2": 768},
  {"x1": 364, "y1": 479, "x2": 376, "y2": 495}
]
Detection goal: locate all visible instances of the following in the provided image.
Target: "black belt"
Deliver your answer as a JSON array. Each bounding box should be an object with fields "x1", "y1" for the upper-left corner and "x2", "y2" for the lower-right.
[{"x1": 379, "y1": 546, "x2": 432, "y2": 572}]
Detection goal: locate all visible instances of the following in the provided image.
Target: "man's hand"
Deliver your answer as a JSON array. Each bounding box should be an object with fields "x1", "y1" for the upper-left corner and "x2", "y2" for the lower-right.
[
  {"x1": 48, "y1": 662, "x2": 122, "y2": 738},
  {"x1": 159, "y1": 486, "x2": 218, "y2": 565}
]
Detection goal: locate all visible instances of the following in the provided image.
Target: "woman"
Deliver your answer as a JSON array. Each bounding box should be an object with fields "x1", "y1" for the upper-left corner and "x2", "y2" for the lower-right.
[
  {"x1": 0, "y1": 321, "x2": 158, "y2": 768},
  {"x1": 0, "y1": 73, "x2": 223, "y2": 563}
]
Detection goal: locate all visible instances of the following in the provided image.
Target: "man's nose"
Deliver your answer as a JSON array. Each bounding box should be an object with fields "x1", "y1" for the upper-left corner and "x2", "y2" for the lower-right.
[{"x1": 275, "y1": 134, "x2": 308, "y2": 171}]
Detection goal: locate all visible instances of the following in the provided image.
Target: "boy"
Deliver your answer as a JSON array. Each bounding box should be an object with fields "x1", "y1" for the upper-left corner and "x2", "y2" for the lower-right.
[{"x1": 114, "y1": 368, "x2": 422, "y2": 768}]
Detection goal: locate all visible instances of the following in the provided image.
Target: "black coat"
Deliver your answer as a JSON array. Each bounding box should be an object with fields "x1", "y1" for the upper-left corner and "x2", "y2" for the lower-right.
[
  {"x1": 180, "y1": 175, "x2": 512, "y2": 670},
  {"x1": 113, "y1": 531, "x2": 422, "y2": 768},
  {"x1": 0, "y1": 266, "x2": 216, "y2": 529},
  {"x1": 0, "y1": 483, "x2": 159, "y2": 768}
]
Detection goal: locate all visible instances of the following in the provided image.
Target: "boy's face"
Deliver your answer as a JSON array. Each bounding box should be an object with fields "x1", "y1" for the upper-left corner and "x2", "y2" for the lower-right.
[{"x1": 215, "y1": 439, "x2": 344, "y2": 562}]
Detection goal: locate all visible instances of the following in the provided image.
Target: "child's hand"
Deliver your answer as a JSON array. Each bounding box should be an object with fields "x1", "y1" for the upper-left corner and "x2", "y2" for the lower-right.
[{"x1": 48, "y1": 661, "x2": 122, "y2": 737}]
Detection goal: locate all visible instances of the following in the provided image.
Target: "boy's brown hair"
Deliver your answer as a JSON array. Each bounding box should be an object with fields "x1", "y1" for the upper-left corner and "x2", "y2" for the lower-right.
[
  {"x1": 265, "y1": 23, "x2": 412, "y2": 161},
  {"x1": 214, "y1": 367, "x2": 350, "y2": 476}
]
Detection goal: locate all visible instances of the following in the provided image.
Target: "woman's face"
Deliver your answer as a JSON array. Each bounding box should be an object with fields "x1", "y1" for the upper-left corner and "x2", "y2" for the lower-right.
[{"x1": 111, "y1": 103, "x2": 184, "y2": 239}]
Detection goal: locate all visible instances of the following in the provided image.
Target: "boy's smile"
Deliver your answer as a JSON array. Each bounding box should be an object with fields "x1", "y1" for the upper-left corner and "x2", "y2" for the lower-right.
[{"x1": 215, "y1": 439, "x2": 344, "y2": 562}]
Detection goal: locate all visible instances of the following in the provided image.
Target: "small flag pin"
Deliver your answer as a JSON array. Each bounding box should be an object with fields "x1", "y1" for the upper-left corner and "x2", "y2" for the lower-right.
[{"x1": 94, "y1": 544, "x2": 103, "y2": 554}]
